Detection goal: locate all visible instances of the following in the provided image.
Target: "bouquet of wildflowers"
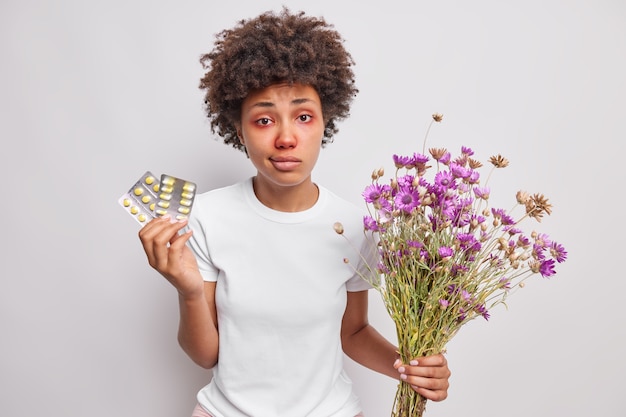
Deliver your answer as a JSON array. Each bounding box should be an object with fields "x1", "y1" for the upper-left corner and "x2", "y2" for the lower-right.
[{"x1": 336, "y1": 113, "x2": 567, "y2": 417}]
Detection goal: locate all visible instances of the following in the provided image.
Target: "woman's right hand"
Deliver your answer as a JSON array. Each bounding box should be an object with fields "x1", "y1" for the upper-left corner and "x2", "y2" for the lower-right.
[{"x1": 138, "y1": 215, "x2": 203, "y2": 298}]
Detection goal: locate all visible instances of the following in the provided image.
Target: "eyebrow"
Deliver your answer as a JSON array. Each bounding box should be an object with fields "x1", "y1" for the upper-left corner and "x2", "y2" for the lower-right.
[{"x1": 250, "y1": 98, "x2": 316, "y2": 108}]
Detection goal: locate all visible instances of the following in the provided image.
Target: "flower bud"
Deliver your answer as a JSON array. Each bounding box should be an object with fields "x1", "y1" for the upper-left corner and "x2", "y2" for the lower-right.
[{"x1": 333, "y1": 222, "x2": 344, "y2": 234}]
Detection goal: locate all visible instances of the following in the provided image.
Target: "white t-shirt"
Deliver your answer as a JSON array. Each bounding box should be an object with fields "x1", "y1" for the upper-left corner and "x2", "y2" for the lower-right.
[{"x1": 185, "y1": 178, "x2": 377, "y2": 417}]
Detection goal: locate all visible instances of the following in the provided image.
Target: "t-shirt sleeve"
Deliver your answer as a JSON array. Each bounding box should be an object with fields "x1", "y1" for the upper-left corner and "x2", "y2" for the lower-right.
[
  {"x1": 346, "y1": 230, "x2": 380, "y2": 292},
  {"x1": 184, "y1": 215, "x2": 219, "y2": 282}
]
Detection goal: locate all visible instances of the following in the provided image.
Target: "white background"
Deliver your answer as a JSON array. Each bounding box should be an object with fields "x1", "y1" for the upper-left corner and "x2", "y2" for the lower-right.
[{"x1": 1, "y1": 0, "x2": 624, "y2": 416}]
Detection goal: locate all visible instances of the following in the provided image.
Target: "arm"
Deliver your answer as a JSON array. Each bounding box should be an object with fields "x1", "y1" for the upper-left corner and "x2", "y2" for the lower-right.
[
  {"x1": 341, "y1": 290, "x2": 450, "y2": 402},
  {"x1": 138, "y1": 215, "x2": 219, "y2": 369}
]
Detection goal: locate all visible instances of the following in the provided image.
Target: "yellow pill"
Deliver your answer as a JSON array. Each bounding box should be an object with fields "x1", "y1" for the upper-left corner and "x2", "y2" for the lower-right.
[
  {"x1": 141, "y1": 195, "x2": 151, "y2": 204},
  {"x1": 159, "y1": 193, "x2": 172, "y2": 201},
  {"x1": 180, "y1": 199, "x2": 192, "y2": 207},
  {"x1": 155, "y1": 208, "x2": 167, "y2": 216},
  {"x1": 153, "y1": 184, "x2": 160, "y2": 192},
  {"x1": 123, "y1": 198, "x2": 131, "y2": 207},
  {"x1": 178, "y1": 206, "x2": 190, "y2": 215},
  {"x1": 149, "y1": 203, "x2": 156, "y2": 211},
  {"x1": 160, "y1": 185, "x2": 173, "y2": 194},
  {"x1": 130, "y1": 206, "x2": 139, "y2": 215},
  {"x1": 181, "y1": 191, "x2": 194, "y2": 200},
  {"x1": 133, "y1": 187, "x2": 144, "y2": 196},
  {"x1": 158, "y1": 201, "x2": 170, "y2": 209},
  {"x1": 176, "y1": 214, "x2": 187, "y2": 220},
  {"x1": 183, "y1": 182, "x2": 196, "y2": 192},
  {"x1": 138, "y1": 214, "x2": 147, "y2": 222},
  {"x1": 161, "y1": 176, "x2": 175, "y2": 186},
  {"x1": 145, "y1": 176, "x2": 155, "y2": 185}
]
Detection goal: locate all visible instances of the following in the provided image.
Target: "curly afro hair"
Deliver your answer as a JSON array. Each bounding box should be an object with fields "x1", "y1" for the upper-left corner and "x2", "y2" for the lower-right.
[{"x1": 198, "y1": 8, "x2": 358, "y2": 152}]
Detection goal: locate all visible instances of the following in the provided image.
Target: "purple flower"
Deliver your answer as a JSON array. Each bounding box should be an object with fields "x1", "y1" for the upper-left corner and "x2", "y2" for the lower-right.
[
  {"x1": 362, "y1": 183, "x2": 387, "y2": 203},
  {"x1": 439, "y1": 151, "x2": 451, "y2": 164},
  {"x1": 475, "y1": 303, "x2": 490, "y2": 320},
  {"x1": 492, "y1": 208, "x2": 515, "y2": 225},
  {"x1": 473, "y1": 186, "x2": 490, "y2": 200},
  {"x1": 461, "y1": 146, "x2": 475, "y2": 156},
  {"x1": 412, "y1": 152, "x2": 430, "y2": 165},
  {"x1": 377, "y1": 208, "x2": 394, "y2": 224},
  {"x1": 533, "y1": 244, "x2": 547, "y2": 260},
  {"x1": 501, "y1": 213, "x2": 515, "y2": 226},
  {"x1": 505, "y1": 226, "x2": 523, "y2": 236},
  {"x1": 394, "y1": 189, "x2": 420, "y2": 214},
  {"x1": 363, "y1": 215, "x2": 382, "y2": 232},
  {"x1": 534, "y1": 233, "x2": 552, "y2": 248},
  {"x1": 393, "y1": 154, "x2": 413, "y2": 168},
  {"x1": 438, "y1": 246, "x2": 454, "y2": 258},
  {"x1": 539, "y1": 259, "x2": 557, "y2": 277},
  {"x1": 450, "y1": 162, "x2": 470, "y2": 179},
  {"x1": 467, "y1": 170, "x2": 480, "y2": 184},
  {"x1": 491, "y1": 208, "x2": 506, "y2": 218},
  {"x1": 397, "y1": 174, "x2": 416, "y2": 190},
  {"x1": 517, "y1": 235, "x2": 531, "y2": 248},
  {"x1": 434, "y1": 171, "x2": 455, "y2": 189},
  {"x1": 407, "y1": 240, "x2": 423, "y2": 249},
  {"x1": 439, "y1": 299, "x2": 450, "y2": 308},
  {"x1": 457, "y1": 233, "x2": 481, "y2": 253},
  {"x1": 457, "y1": 308, "x2": 467, "y2": 322},
  {"x1": 469, "y1": 214, "x2": 486, "y2": 228},
  {"x1": 451, "y1": 263, "x2": 469, "y2": 276},
  {"x1": 550, "y1": 242, "x2": 568, "y2": 263}
]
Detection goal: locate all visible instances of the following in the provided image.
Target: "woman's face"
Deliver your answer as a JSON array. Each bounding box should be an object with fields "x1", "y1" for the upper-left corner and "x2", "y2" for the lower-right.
[{"x1": 237, "y1": 82, "x2": 325, "y2": 196}]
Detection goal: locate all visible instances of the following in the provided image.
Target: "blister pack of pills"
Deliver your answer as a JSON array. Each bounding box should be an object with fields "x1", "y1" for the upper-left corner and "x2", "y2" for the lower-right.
[{"x1": 118, "y1": 171, "x2": 197, "y2": 226}]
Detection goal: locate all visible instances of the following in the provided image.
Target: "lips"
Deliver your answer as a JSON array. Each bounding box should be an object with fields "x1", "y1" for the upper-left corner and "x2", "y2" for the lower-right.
[{"x1": 270, "y1": 156, "x2": 301, "y2": 171}]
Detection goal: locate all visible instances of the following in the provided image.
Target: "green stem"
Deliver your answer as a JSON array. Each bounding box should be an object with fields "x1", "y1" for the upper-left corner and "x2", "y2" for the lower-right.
[{"x1": 391, "y1": 383, "x2": 427, "y2": 417}]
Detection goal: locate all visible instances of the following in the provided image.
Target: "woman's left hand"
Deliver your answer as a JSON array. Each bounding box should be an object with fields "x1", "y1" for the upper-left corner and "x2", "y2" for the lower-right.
[{"x1": 393, "y1": 354, "x2": 451, "y2": 401}]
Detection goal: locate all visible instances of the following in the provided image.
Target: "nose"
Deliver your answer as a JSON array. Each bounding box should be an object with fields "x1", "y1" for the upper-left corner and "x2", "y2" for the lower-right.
[{"x1": 275, "y1": 125, "x2": 297, "y2": 149}]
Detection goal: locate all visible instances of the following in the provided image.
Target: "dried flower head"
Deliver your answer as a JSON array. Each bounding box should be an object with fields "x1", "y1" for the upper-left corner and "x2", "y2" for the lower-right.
[
  {"x1": 468, "y1": 158, "x2": 483, "y2": 169},
  {"x1": 516, "y1": 190, "x2": 530, "y2": 205},
  {"x1": 489, "y1": 154, "x2": 510, "y2": 168},
  {"x1": 432, "y1": 113, "x2": 444, "y2": 122},
  {"x1": 532, "y1": 193, "x2": 553, "y2": 216},
  {"x1": 429, "y1": 147, "x2": 448, "y2": 161}
]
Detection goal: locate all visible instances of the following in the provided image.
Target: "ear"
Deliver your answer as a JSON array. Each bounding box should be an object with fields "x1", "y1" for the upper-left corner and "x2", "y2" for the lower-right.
[{"x1": 235, "y1": 124, "x2": 244, "y2": 145}]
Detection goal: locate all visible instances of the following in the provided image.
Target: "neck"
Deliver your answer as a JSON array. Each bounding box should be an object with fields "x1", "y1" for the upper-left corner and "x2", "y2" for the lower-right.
[{"x1": 251, "y1": 176, "x2": 319, "y2": 212}]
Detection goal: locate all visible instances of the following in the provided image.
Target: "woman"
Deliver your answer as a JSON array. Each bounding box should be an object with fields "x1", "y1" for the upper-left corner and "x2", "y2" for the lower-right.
[{"x1": 139, "y1": 8, "x2": 451, "y2": 417}]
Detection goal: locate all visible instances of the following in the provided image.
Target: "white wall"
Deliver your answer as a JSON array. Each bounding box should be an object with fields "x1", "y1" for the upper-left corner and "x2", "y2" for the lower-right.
[{"x1": 1, "y1": 0, "x2": 624, "y2": 416}]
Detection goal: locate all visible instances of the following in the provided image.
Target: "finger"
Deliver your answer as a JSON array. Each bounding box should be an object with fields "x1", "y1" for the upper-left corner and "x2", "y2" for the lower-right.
[
  {"x1": 169, "y1": 219, "x2": 191, "y2": 246},
  {"x1": 410, "y1": 353, "x2": 447, "y2": 368},
  {"x1": 138, "y1": 216, "x2": 173, "y2": 266},
  {"x1": 147, "y1": 217, "x2": 189, "y2": 271},
  {"x1": 411, "y1": 384, "x2": 448, "y2": 402},
  {"x1": 152, "y1": 220, "x2": 188, "y2": 272},
  {"x1": 166, "y1": 228, "x2": 194, "y2": 267}
]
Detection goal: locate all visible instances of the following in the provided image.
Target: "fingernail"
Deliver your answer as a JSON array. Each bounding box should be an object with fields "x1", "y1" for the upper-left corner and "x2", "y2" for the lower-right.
[
  {"x1": 411, "y1": 385, "x2": 419, "y2": 390},
  {"x1": 393, "y1": 359, "x2": 401, "y2": 367},
  {"x1": 410, "y1": 360, "x2": 419, "y2": 366},
  {"x1": 398, "y1": 366, "x2": 406, "y2": 373},
  {"x1": 400, "y1": 374, "x2": 407, "y2": 380},
  {"x1": 161, "y1": 214, "x2": 171, "y2": 220}
]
